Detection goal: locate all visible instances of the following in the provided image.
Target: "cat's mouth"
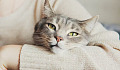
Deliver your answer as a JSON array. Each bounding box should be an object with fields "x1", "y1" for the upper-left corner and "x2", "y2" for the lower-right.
[{"x1": 50, "y1": 44, "x2": 62, "y2": 49}]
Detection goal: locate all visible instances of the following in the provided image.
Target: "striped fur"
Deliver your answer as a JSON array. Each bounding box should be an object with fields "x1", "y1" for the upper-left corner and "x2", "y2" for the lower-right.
[{"x1": 33, "y1": 1, "x2": 98, "y2": 53}]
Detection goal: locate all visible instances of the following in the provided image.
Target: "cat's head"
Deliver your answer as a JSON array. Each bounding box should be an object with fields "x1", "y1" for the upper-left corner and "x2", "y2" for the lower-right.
[{"x1": 33, "y1": 0, "x2": 99, "y2": 54}]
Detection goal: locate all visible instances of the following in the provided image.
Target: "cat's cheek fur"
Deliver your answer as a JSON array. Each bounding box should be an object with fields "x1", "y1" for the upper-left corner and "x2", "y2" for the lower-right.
[
  {"x1": 51, "y1": 46, "x2": 65, "y2": 54},
  {"x1": 47, "y1": 27, "x2": 55, "y2": 33},
  {"x1": 50, "y1": 37, "x2": 57, "y2": 45},
  {"x1": 58, "y1": 41, "x2": 66, "y2": 49}
]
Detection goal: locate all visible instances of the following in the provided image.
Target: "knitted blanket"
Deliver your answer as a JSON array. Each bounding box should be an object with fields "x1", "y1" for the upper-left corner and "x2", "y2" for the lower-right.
[{"x1": 20, "y1": 23, "x2": 120, "y2": 70}]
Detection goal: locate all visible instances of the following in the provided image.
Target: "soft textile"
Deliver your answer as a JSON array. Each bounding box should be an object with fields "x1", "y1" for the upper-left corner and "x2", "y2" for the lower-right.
[{"x1": 20, "y1": 30, "x2": 120, "y2": 70}]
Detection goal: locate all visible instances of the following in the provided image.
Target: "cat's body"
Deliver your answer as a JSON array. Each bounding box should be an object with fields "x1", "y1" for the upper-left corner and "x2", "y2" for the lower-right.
[{"x1": 33, "y1": 0, "x2": 98, "y2": 53}]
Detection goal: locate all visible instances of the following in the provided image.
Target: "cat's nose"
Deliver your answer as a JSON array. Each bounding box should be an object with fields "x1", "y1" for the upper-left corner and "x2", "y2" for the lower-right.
[{"x1": 55, "y1": 36, "x2": 63, "y2": 42}]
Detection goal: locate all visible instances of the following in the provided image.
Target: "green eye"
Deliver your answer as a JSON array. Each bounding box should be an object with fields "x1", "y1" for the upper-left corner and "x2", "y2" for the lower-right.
[
  {"x1": 68, "y1": 32, "x2": 79, "y2": 36},
  {"x1": 48, "y1": 23, "x2": 56, "y2": 30}
]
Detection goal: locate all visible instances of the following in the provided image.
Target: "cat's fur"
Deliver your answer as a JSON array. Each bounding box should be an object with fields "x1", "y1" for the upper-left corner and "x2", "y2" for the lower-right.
[
  {"x1": 0, "y1": 0, "x2": 98, "y2": 54},
  {"x1": 33, "y1": 0, "x2": 99, "y2": 54}
]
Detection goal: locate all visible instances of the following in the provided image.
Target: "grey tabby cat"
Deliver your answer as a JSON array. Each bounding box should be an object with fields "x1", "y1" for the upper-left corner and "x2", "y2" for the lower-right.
[{"x1": 33, "y1": 0, "x2": 98, "y2": 54}]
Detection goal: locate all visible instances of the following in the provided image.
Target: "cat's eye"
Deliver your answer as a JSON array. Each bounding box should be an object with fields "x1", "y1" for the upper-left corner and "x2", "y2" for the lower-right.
[
  {"x1": 68, "y1": 32, "x2": 79, "y2": 36},
  {"x1": 47, "y1": 23, "x2": 56, "y2": 30}
]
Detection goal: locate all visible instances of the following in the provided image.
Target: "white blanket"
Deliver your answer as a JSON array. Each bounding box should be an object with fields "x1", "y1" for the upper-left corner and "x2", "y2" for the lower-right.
[{"x1": 20, "y1": 29, "x2": 120, "y2": 70}]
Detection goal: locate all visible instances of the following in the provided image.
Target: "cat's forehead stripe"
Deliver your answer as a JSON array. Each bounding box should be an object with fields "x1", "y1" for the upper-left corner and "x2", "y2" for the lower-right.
[
  {"x1": 71, "y1": 24, "x2": 76, "y2": 29},
  {"x1": 57, "y1": 17, "x2": 65, "y2": 24},
  {"x1": 56, "y1": 16, "x2": 60, "y2": 23},
  {"x1": 66, "y1": 17, "x2": 72, "y2": 25},
  {"x1": 52, "y1": 15, "x2": 83, "y2": 32}
]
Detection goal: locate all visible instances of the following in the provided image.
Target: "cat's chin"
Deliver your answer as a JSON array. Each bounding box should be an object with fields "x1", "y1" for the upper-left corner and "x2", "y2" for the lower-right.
[{"x1": 51, "y1": 46, "x2": 65, "y2": 54}]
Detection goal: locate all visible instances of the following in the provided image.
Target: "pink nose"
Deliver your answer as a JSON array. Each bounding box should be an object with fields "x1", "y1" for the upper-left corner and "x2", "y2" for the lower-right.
[{"x1": 55, "y1": 36, "x2": 63, "y2": 42}]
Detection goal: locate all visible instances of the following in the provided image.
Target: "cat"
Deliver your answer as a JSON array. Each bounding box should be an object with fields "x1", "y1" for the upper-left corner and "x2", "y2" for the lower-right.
[{"x1": 33, "y1": 0, "x2": 99, "y2": 54}]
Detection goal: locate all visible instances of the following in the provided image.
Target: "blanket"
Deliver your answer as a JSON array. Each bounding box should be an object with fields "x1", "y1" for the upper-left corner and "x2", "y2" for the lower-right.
[{"x1": 20, "y1": 25, "x2": 120, "y2": 70}]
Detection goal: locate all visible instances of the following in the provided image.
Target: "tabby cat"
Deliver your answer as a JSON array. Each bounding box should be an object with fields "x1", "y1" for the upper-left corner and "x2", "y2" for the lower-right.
[{"x1": 33, "y1": 0, "x2": 98, "y2": 54}]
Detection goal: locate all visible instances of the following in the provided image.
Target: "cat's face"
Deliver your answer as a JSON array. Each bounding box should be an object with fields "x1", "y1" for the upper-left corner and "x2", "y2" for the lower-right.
[
  {"x1": 33, "y1": 1, "x2": 98, "y2": 53},
  {"x1": 33, "y1": 15, "x2": 98, "y2": 54}
]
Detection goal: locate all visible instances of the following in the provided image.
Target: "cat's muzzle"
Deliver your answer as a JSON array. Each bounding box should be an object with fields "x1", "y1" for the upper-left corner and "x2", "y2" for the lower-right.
[{"x1": 50, "y1": 44, "x2": 61, "y2": 49}]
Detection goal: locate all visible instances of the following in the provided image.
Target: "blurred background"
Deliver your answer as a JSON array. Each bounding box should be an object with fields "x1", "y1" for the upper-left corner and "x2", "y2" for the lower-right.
[
  {"x1": 78, "y1": 0, "x2": 120, "y2": 24},
  {"x1": 78, "y1": 0, "x2": 120, "y2": 35}
]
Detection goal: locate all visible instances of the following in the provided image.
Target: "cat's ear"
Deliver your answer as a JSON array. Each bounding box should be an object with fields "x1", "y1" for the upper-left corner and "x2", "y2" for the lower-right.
[
  {"x1": 79, "y1": 15, "x2": 99, "y2": 33},
  {"x1": 43, "y1": 0, "x2": 55, "y2": 17}
]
